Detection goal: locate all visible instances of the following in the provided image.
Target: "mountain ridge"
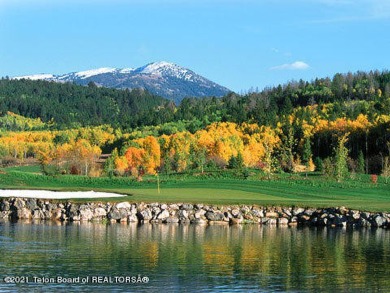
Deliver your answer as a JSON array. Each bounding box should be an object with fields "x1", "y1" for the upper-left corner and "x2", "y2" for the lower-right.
[{"x1": 15, "y1": 61, "x2": 231, "y2": 103}]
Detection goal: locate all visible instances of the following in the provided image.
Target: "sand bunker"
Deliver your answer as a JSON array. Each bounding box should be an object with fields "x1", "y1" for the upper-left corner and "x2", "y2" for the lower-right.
[{"x1": 0, "y1": 189, "x2": 127, "y2": 199}]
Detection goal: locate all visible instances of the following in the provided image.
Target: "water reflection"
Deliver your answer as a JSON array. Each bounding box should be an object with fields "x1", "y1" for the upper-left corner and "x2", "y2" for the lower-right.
[{"x1": 0, "y1": 222, "x2": 389, "y2": 292}]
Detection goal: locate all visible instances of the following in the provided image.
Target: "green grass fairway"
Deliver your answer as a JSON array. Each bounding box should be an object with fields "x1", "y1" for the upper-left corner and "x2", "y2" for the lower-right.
[
  {"x1": 0, "y1": 167, "x2": 389, "y2": 211},
  {"x1": 125, "y1": 180, "x2": 390, "y2": 211}
]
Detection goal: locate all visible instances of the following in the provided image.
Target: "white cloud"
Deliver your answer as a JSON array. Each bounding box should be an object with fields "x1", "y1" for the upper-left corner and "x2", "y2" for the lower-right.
[{"x1": 270, "y1": 61, "x2": 310, "y2": 71}]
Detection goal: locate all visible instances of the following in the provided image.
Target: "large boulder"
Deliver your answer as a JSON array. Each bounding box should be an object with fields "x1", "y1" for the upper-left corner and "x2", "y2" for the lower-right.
[
  {"x1": 157, "y1": 210, "x2": 170, "y2": 220},
  {"x1": 79, "y1": 208, "x2": 94, "y2": 221}
]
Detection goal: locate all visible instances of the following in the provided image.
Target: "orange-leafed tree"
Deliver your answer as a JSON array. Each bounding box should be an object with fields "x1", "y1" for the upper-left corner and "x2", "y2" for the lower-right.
[
  {"x1": 124, "y1": 147, "x2": 145, "y2": 176},
  {"x1": 114, "y1": 155, "x2": 128, "y2": 176}
]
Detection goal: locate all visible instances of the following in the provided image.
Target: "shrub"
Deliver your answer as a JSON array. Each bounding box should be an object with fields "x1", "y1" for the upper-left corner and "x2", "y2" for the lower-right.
[
  {"x1": 323, "y1": 157, "x2": 334, "y2": 178},
  {"x1": 314, "y1": 157, "x2": 323, "y2": 173},
  {"x1": 371, "y1": 174, "x2": 378, "y2": 184}
]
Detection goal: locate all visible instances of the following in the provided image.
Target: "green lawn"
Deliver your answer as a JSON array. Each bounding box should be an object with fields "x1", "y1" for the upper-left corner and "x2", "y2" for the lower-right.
[{"x1": 0, "y1": 166, "x2": 389, "y2": 211}]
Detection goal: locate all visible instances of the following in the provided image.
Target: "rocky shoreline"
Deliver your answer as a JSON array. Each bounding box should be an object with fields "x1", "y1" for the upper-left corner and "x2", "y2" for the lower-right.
[{"x1": 0, "y1": 198, "x2": 389, "y2": 228}]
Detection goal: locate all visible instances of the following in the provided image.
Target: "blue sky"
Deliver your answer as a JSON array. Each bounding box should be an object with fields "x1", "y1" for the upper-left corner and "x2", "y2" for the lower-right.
[{"x1": 1, "y1": 0, "x2": 389, "y2": 92}]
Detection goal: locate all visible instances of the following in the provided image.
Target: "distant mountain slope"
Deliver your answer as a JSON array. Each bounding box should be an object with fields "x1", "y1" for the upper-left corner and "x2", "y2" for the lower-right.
[{"x1": 15, "y1": 61, "x2": 231, "y2": 103}]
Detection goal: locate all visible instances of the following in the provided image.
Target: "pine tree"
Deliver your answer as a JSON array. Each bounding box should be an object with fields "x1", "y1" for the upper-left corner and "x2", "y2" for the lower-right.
[
  {"x1": 357, "y1": 150, "x2": 365, "y2": 174},
  {"x1": 104, "y1": 148, "x2": 118, "y2": 177},
  {"x1": 228, "y1": 152, "x2": 244, "y2": 169},
  {"x1": 302, "y1": 138, "x2": 312, "y2": 165},
  {"x1": 335, "y1": 134, "x2": 349, "y2": 182}
]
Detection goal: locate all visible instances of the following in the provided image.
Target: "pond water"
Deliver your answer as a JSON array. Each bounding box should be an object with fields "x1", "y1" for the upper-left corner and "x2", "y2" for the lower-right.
[{"x1": 0, "y1": 221, "x2": 389, "y2": 292}]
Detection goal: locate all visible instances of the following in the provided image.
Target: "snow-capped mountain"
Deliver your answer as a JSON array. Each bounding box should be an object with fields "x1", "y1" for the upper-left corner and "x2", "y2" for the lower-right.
[{"x1": 15, "y1": 62, "x2": 230, "y2": 103}]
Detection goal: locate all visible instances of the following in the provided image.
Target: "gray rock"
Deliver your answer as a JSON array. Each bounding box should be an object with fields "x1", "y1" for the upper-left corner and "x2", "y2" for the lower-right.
[
  {"x1": 357, "y1": 218, "x2": 370, "y2": 227},
  {"x1": 13, "y1": 198, "x2": 25, "y2": 211},
  {"x1": 292, "y1": 207, "x2": 305, "y2": 216},
  {"x1": 241, "y1": 206, "x2": 251, "y2": 214},
  {"x1": 151, "y1": 207, "x2": 161, "y2": 216},
  {"x1": 46, "y1": 203, "x2": 57, "y2": 212},
  {"x1": 157, "y1": 210, "x2": 170, "y2": 220},
  {"x1": 194, "y1": 204, "x2": 203, "y2": 210},
  {"x1": 328, "y1": 215, "x2": 342, "y2": 227},
  {"x1": 0, "y1": 201, "x2": 10, "y2": 211},
  {"x1": 278, "y1": 218, "x2": 289, "y2": 225},
  {"x1": 224, "y1": 211, "x2": 232, "y2": 219},
  {"x1": 252, "y1": 209, "x2": 264, "y2": 218},
  {"x1": 181, "y1": 204, "x2": 194, "y2": 210},
  {"x1": 372, "y1": 215, "x2": 386, "y2": 227},
  {"x1": 304, "y1": 209, "x2": 315, "y2": 216},
  {"x1": 127, "y1": 214, "x2": 138, "y2": 222},
  {"x1": 310, "y1": 217, "x2": 318, "y2": 225},
  {"x1": 116, "y1": 202, "x2": 131, "y2": 209},
  {"x1": 205, "y1": 211, "x2": 224, "y2": 221},
  {"x1": 318, "y1": 218, "x2": 327, "y2": 226},
  {"x1": 195, "y1": 209, "x2": 206, "y2": 218},
  {"x1": 179, "y1": 210, "x2": 188, "y2": 219},
  {"x1": 79, "y1": 208, "x2": 94, "y2": 221},
  {"x1": 43, "y1": 210, "x2": 52, "y2": 220},
  {"x1": 108, "y1": 208, "x2": 122, "y2": 220},
  {"x1": 94, "y1": 207, "x2": 107, "y2": 218},
  {"x1": 268, "y1": 218, "x2": 277, "y2": 225},
  {"x1": 231, "y1": 209, "x2": 240, "y2": 217},
  {"x1": 164, "y1": 217, "x2": 179, "y2": 223},
  {"x1": 282, "y1": 208, "x2": 292, "y2": 217},
  {"x1": 350, "y1": 211, "x2": 361, "y2": 220},
  {"x1": 181, "y1": 217, "x2": 191, "y2": 224},
  {"x1": 261, "y1": 217, "x2": 270, "y2": 224},
  {"x1": 32, "y1": 209, "x2": 44, "y2": 220},
  {"x1": 137, "y1": 209, "x2": 152, "y2": 221},
  {"x1": 72, "y1": 215, "x2": 81, "y2": 221},
  {"x1": 25, "y1": 198, "x2": 38, "y2": 210},
  {"x1": 338, "y1": 206, "x2": 348, "y2": 215},
  {"x1": 0, "y1": 211, "x2": 10, "y2": 219},
  {"x1": 37, "y1": 199, "x2": 46, "y2": 209},
  {"x1": 299, "y1": 215, "x2": 310, "y2": 222},
  {"x1": 68, "y1": 204, "x2": 79, "y2": 214},
  {"x1": 169, "y1": 204, "x2": 179, "y2": 210}
]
